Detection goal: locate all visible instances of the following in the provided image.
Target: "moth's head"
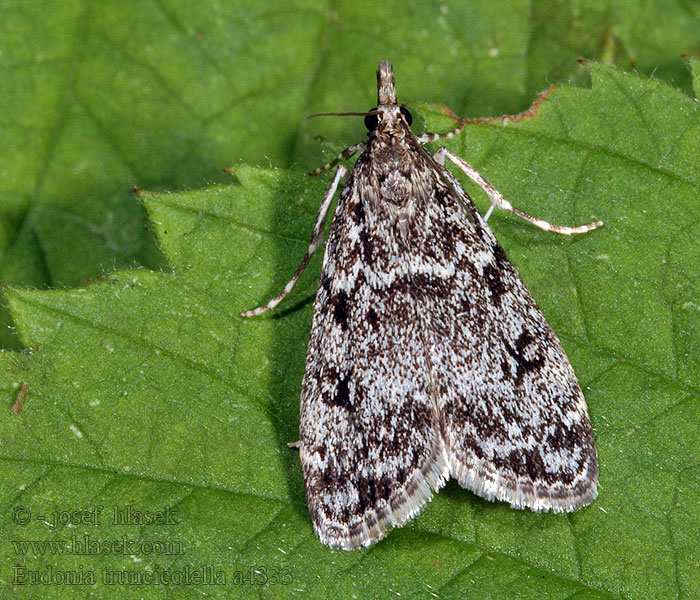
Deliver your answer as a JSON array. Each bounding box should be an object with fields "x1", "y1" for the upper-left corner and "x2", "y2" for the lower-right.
[
  {"x1": 306, "y1": 61, "x2": 412, "y2": 140},
  {"x1": 364, "y1": 104, "x2": 413, "y2": 139},
  {"x1": 364, "y1": 61, "x2": 413, "y2": 138}
]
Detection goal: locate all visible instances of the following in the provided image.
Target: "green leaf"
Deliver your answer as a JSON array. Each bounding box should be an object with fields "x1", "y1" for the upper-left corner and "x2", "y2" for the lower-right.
[
  {"x1": 3, "y1": 0, "x2": 700, "y2": 350},
  {"x1": 1, "y1": 61, "x2": 699, "y2": 598}
]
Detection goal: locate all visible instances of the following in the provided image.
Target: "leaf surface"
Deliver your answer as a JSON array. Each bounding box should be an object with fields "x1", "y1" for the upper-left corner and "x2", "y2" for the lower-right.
[{"x1": 1, "y1": 61, "x2": 699, "y2": 598}]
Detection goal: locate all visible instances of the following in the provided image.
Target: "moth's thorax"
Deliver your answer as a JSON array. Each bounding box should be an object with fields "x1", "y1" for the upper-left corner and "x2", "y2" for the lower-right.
[{"x1": 359, "y1": 130, "x2": 433, "y2": 218}]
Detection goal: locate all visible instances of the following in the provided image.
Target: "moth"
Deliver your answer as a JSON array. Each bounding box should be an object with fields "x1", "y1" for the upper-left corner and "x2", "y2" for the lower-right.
[{"x1": 242, "y1": 62, "x2": 600, "y2": 550}]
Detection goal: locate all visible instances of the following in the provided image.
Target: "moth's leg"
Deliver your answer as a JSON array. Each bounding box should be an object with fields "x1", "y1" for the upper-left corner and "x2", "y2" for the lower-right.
[
  {"x1": 415, "y1": 118, "x2": 466, "y2": 144},
  {"x1": 241, "y1": 164, "x2": 349, "y2": 317},
  {"x1": 308, "y1": 143, "x2": 366, "y2": 176},
  {"x1": 434, "y1": 147, "x2": 603, "y2": 235}
]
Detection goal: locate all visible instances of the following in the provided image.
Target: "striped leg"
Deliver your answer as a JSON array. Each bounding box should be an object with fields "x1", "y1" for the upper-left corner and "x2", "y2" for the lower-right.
[
  {"x1": 308, "y1": 143, "x2": 366, "y2": 176},
  {"x1": 434, "y1": 147, "x2": 603, "y2": 235},
  {"x1": 241, "y1": 165, "x2": 349, "y2": 317},
  {"x1": 415, "y1": 118, "x2": 466, "y2": 144}
]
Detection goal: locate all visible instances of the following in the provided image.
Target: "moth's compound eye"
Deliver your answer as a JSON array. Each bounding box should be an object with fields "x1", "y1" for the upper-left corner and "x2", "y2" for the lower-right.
[
  {"x1": 400, "y1": 106, "x2": 413, "y2": 126},
  {"x1": 364, "y1": 108, "x2": 379, "y2": 132}
]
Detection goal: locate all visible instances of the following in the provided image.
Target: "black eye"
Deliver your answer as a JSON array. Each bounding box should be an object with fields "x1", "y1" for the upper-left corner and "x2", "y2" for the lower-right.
[
  {"x1": 400, "y1": 106, "x2": 413, "y2": 126},
  {"x1": 364, "y1": 107, "x2": 379, "y2": 132}
]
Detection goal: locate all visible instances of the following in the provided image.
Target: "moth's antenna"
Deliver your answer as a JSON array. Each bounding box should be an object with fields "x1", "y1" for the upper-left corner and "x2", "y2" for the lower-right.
[{"x1": 307, "y1": 111, "x2": 380, "y2": 119}]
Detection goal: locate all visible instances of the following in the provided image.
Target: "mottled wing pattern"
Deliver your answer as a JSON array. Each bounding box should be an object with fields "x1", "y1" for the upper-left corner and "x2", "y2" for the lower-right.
[
  {"x1": 300, "y1": 137, "x2": 596, "y2": 549},
  {"x1": 299, "y1": 158, "x2": 450, "y2": 550},
  {"x1": 422, "y1": 163, "x2": 598, "y2": 512},
  {"x1": 298, "y1": 61, "x2": 596, "y2": 550}
]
